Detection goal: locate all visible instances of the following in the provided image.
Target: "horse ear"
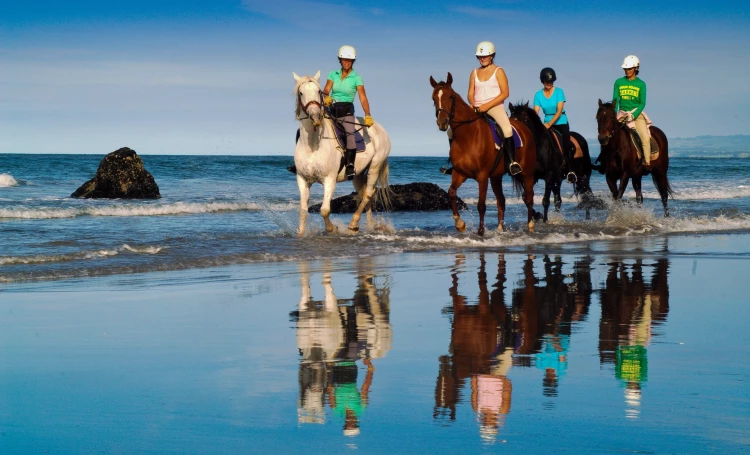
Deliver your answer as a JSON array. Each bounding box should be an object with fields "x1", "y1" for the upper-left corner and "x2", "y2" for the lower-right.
[
  {"x1": 446, "y1": 72, "x2": 453, "y2": 85},
  {"x1": 509, "y1": 102, "x2": 514, "y2": 110},
  {"x1": 293, "y1": 72, "x2": 301, "y2": 82},
  {"x1": 598, "y1": 98, "x2": 603, "y2": 107},
  {"x1": 313, "y1": 70, "x2": 320, "y2": 82},
  {"x1": 430, "y1": 76, "x2": 437, "y2": 88}
]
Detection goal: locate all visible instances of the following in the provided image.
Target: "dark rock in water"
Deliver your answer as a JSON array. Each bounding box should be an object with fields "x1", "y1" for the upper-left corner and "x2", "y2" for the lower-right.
[
  {"x1": 71, "y1": 147, "x2": 160, "y2": 199},
  {"x1": 308, "y1": 182, "x2": 467, "y2": 213}
]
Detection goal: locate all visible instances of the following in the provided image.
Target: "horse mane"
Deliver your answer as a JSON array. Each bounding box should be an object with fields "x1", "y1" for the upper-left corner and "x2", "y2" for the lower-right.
[
  {"x1": 510, "y1": 100, "x2": 546, "y2": 135},
  {"x1": 293, "y1": 75, "x2": 321, "y2": 119}
]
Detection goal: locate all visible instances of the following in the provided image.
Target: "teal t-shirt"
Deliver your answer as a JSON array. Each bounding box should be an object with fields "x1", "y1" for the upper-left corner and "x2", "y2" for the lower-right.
[
  {"x1": 613, "y1": 76, "x2": 647, "y2": 119},
  {"x1": 533, "y1": 87, "x2": 568, "y2": 125},
  {"x1": 328, "y1": 69, "x2": 364, "y2": 103}
]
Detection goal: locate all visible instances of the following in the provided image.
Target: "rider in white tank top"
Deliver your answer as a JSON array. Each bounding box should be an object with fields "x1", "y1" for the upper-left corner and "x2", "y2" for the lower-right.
[{"x1": 473, "y1": 67, "x2": 502, "y2": 107}]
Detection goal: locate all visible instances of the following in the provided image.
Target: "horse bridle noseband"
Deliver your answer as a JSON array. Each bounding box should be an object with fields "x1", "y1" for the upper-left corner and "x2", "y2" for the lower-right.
[
  {"x1": 435, "y1": 90, "x2": 479, "y2": 129},
  {"x1": 297, "y1": 82, "x2": 323, "y2": 119}
]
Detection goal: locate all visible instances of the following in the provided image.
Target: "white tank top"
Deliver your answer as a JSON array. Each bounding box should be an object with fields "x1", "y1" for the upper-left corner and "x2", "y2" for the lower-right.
[{"x1": 473, "y1": 67, "x2": 502, "y2": 107}]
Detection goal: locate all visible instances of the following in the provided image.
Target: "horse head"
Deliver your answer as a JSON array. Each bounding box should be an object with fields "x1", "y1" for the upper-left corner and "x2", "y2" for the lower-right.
[
  {"x1": 596, "y1": 99, "x2": 618, "y2": 145},
  {"x1": 430, "y1": 73, "x2": 455, "y2": 131},
  {"x1": 293, "y1": 71, "x2": 323, "y2": 127},
  {"x1": 509, "y1": 101, "x2": 533, "y2": 124}
]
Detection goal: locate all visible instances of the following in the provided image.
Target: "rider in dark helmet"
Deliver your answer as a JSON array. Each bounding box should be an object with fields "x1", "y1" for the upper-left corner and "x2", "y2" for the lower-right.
[{"x1": 533, "y1": 67, "x2": 577, "y2": 183}]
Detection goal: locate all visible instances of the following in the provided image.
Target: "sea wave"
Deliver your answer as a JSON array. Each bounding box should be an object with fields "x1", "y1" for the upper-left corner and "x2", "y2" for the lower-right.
[
  {"x1": 0, "y1": 243, "x2": 163, "y2": 265},
  {"x1": 0, "y1": 201, "x2": 286, "y2": 219},
  {"x1": 0, "y1": 174, "x2": 19, "y2": 187}
]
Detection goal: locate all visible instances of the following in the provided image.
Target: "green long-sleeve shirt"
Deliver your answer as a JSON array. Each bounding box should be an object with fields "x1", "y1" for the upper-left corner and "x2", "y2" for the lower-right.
[{"x1": 613, "y1": 76, "x2": 647, "y2": 119}]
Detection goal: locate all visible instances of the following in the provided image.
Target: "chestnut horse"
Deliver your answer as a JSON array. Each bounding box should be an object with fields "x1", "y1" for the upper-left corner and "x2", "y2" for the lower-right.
[
  {"x1": 430, "y1": 73, "x2": 537, "y2": 235},
  {"x1": 596, "y1": 100, "x2": 673, "y2": 216}
]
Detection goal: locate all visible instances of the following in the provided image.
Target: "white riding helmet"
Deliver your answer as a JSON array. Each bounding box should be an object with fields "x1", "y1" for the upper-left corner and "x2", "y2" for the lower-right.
[
  {"x1": 475, "y1": 41, "x2": 496, "y2": 57},
  {"x1": 621, "y1": 55, "x2": 640, "y2": 69},
  {"x1": 338, "y1": 45, "x2": 356, "y2": 60}
]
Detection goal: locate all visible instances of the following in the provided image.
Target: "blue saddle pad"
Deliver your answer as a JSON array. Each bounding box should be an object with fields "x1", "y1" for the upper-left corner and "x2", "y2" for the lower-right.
[
  {"x1": 484, "y1": 117, "x2": 522, "y2": 149},
  {"x1": 332, "y1": 119, "x2": 366, "y2": 152}
]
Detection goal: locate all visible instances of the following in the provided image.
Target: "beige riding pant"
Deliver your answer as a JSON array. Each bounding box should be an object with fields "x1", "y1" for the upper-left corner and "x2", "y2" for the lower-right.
[
  {"x1": 447, "y1": 104, "x2": 512, "y2": 140},
  {"x1": 634, "y1": 114, "x2": 651, "y2": 164}
]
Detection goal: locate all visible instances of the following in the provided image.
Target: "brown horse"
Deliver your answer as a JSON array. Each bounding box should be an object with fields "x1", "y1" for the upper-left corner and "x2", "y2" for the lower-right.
[
  {"x1": 430, "y1": 73, "x2": 537, "y2": 235},
  {"x1": 595, "y1": 100, "x2": 674, "y2": 216}
]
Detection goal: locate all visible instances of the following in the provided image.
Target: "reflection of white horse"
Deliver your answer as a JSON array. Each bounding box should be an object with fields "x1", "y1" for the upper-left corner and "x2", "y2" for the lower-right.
[{"x1": 293, "y1": 72, "x2": 391, "y2": 235}]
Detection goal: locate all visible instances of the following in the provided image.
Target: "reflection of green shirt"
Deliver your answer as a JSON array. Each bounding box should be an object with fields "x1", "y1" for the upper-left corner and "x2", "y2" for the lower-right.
[
  {"x1": 613, "y1": 76, "x2": 647, "y2": 119},
  {"x1": 334, "y1": 382, "x2": 365, "y2": 418},
  {"x1": 328, "y1": 69, "x2": 363, "y2": 103}
]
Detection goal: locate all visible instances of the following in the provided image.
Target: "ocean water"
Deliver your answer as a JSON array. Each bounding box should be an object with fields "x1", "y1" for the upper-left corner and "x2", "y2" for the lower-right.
[{"x1": 2, "y1": 153, "x2": 750, "y2": 283}]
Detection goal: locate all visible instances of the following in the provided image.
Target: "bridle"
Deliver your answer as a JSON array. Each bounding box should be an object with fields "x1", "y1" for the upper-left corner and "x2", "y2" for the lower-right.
[
  {"x1": 297, "y1": 81, "x2": 323, "y2": 119},
  {"x1": 597, "y1": 108, "x2": 624, "y2": 146},
  {"x1": 434, "y1": 87, "x2": 480, "y2": 130}
]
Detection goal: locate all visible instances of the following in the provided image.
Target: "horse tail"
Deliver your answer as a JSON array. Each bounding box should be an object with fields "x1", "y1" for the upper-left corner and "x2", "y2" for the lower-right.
[
  {"x1": 511, "y1": 173, "x2": 525, "y2": 197},
  {"x1": 652, "y1": 172, "x2": 675, "y2": 199},
  {"x1": 374, "y1": 159, "x2": 393, "y2": 211}
]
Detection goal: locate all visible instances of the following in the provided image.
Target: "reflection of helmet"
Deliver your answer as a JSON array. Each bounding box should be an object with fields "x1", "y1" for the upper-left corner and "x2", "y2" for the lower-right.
[
  {"x1": 343, "y1": 428, "x2": 361, "y2": 437},
  {"x1": 621, "y1": 55, "x2": 640, "y2": 69},
  {"x1": 540, "y1": 67, "x2": 556, "y2": 83},
  {"x1": 338, "y1": 45, "x2": 356, "y2": 60},
  {"x1": 475, "y1": 41, "x2": 496, "y2": 57}
]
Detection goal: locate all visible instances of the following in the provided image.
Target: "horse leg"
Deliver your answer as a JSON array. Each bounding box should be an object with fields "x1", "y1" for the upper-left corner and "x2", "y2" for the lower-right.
[
  {"x1": 490, "y1": 176, "x2": 506, "y2": 232},
  {"x1": 320, "y1": 177, "x2": 337, "y2": 233},
  {"x1": 632, "y1": 175, "x2": 643, "y2": 204},
  {"x1": 654, "y1": 170, "x2": 670, "y2": 217},
  {"x1": 349, "y1": 167, "x2": 378, "y2": 233},
  {"x1": 524, "y1": 176, "x2": 536, "y2": 232},
  {"x1": 606, "y1": 176, "x2": 619, "y2": 201},
  {"x1": 616, "y1": 173, "x2": 630, "y2": 200},
  {"x1": 297, "y1": 175, "x2": 311, "y2": 237},
  {"x1": 542, "y1": 178, "x2": 552, "y2": 222},
  {"x1": 553, "y1": 178, "x2": 562, "y2": 212},
  {"x1": 449, "y1": 172, "x2": 468, "y2": 232},
  {"x1": 477, "y1": 176, "x2": 489, "y2": 236}
]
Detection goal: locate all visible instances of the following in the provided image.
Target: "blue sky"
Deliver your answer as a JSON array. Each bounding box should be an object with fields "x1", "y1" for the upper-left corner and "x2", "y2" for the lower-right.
[{"x1": 1, "y1": 0, "x2": 748, "y2": 155}]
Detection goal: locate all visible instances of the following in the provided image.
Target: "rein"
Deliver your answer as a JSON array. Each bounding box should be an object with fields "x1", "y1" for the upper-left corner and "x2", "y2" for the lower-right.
[
  {"x1": 597, "y1": 108, "x2": 625, "y2": 146},
  {"x1": 436, "y1": 92, "x2": 480, "y2": 129}
]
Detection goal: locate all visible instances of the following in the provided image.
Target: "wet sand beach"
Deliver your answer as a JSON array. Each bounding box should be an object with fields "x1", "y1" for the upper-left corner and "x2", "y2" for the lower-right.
[{"x1": 2, "y1": 232, "x2": 749, "y2": 454}]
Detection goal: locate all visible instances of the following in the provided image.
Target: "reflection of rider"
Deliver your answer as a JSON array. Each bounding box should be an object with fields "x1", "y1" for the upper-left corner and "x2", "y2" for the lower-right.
[
  {"x1": 322, "y1": 45, "x2": 375, "y2": 180},
  {"x1": 533, "y1": 67, "x2": 576, "y2": 183},
  {"x1": 613, "y1": 55, "x2": 650, "y2": 169},
  {"x1": 470, "y1": 41, "x2": 522, "y2": 176}
]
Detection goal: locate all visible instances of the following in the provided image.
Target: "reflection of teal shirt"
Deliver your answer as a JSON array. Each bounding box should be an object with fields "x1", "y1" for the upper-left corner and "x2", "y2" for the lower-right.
[
  {"x1": 535, "y1": 334, "x2": 569, "y2": 378},
  {"x1": 328, "y1": 69, "x2": 363, "y2": 103},
  {"x1": 334, "y1": 383, "x2": 365, "y2": 418},
  {"x1": 533, "y1": 87, "x2": 568, "y2": 125}
]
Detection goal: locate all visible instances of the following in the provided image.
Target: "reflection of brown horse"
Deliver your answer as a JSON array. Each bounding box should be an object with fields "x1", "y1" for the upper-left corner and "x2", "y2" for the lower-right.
[
  {"x1": 434, "y1": 254, "x2": 512, "y2": 441},
  {"x1": 430, "y1": 73, "x2": 537, "y2": 235},
  {"x1": 598, "y1": 259, "x2": 670, "y2": 365},
  {"x1": 595, "y1": 100, "x2": 674, "y2": 216}
]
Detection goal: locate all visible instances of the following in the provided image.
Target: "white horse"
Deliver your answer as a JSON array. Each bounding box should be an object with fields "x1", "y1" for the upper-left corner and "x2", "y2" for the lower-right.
[{"x1": 293, "y1": 71, "x2": 391, "y2": 235}]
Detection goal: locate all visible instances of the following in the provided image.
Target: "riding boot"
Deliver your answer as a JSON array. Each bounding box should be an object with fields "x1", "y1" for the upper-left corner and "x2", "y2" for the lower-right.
[
  {"x1": 565, "y1": 148, "x2": 577, "y2": 183},
  {"x1": 287, "y1": 163, "x2": 297, "y2": 174},
  {"x1": 440, "y1": 139, "x2": 454, "y2": 175},
  {"x1": 505, "y1": 137, "x2": 522, "y2": 176},
  {"x1": 345, "y1": 149, "x2": 356, "y2": 180}
]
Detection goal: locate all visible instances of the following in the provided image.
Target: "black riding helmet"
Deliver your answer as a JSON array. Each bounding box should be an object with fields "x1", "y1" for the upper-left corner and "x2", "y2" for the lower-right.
[{"x1": 540, "y1": 67, "x2": 556, "y2": 83}]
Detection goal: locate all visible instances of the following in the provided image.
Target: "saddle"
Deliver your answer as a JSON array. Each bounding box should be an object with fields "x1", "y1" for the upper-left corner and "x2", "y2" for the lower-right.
[
  {"x1": 481, "y1": 115, "x2": 522, "y2": 150},
  {"x1": 328, "y1": 111, "x2": 367, "y2": 152},
  {"x1": 626, "y1": 128, "x2": 660, "y2": 162},
  {"x1": 549, "y1": 129, "x2": 584, "y2": 159}
]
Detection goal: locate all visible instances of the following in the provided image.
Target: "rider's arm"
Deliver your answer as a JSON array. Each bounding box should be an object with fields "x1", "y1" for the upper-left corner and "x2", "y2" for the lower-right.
[
  {"x1": 356, "y1": 85, "x2": 371, "y2": 117},
  {"x1": 546, "y1": 102, "x2": 565, "y2": 128},
  {"x1": 631, "y1": 82, "x2": 646, "y2": 119},
  {"x1": 467, "y1": 70, "x2": 476, "y2": 106},
  {"x1": 323, "y1": 80, "x2": 333, "y2": 97}
]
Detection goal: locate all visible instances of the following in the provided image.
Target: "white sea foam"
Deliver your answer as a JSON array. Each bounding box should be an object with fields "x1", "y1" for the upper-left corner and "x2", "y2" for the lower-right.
[{"x1": 0, "y1": 174, "x2": 18, "y2": 187}]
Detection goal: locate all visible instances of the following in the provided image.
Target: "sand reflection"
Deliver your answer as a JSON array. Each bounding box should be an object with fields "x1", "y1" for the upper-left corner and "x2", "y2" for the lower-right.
[{"x1": 290, "y1": 258, "x2": 392, "y2": 436}]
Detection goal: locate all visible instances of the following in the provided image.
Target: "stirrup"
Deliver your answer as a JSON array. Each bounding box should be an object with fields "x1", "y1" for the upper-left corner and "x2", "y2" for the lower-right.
[
  {"x1": 439, "y1": 166, "x2": 453, "y2": 175},
  {"x1": 287, "y1": 164, "x2": 297, "y2": 174},
  {"x1": 566, "y1": 171, "x2": 577, "y2": 183},
  {"x1": 509, "y1": 162, "x2": 523, "y2": 176}
]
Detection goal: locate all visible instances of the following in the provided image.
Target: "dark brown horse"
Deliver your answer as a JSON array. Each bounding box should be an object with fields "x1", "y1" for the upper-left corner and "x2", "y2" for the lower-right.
[
  {"x1": 595, "y1": 100, "x2": 674, "y2": 216},
  {"x1": 430, "y1": 73, "x2": 537, "y2": 235}
]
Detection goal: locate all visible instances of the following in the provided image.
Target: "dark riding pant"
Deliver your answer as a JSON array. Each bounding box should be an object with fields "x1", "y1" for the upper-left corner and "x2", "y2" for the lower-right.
[
  {"x1": 552, "y1": 124, "x2": 574, "y2": 166},
  {"x1": 332, "y1": 102, "x2": 356, "y2": 150}
]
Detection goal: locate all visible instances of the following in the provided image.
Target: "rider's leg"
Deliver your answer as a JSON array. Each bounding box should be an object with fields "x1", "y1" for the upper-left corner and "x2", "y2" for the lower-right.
[
  {"x1": 487, "y1": 105, "x2": 522, "y2": 175},
  {"x1": 634, "y1": 114, "x2": 651, "y2": 167},
  {"x1": 342, "y1": 111, "x2": 357, "y2": 180},
  {"x1": 554, "y1": 123, "x2": 576, "y2": 182}
]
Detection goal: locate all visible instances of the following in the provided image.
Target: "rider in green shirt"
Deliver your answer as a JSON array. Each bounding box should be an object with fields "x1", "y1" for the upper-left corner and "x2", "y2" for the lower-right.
[{"x1": 613, "y1": 55, "x2": 651, "y2": 168}]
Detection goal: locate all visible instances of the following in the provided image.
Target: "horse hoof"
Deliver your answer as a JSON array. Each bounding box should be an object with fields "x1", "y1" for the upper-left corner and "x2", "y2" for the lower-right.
[
  {"x1": 477, "y1": 228, "x2": 485, "y2": 236},
  {"x1": 528, "y1": 220, "x2": 535, "y2": 232},
  {"x1": 349, "y1": 226, "x2": 359, "y2": 233},
  {"x1": 455, "y1": 219, "x2": 466, "y2": 232}
]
